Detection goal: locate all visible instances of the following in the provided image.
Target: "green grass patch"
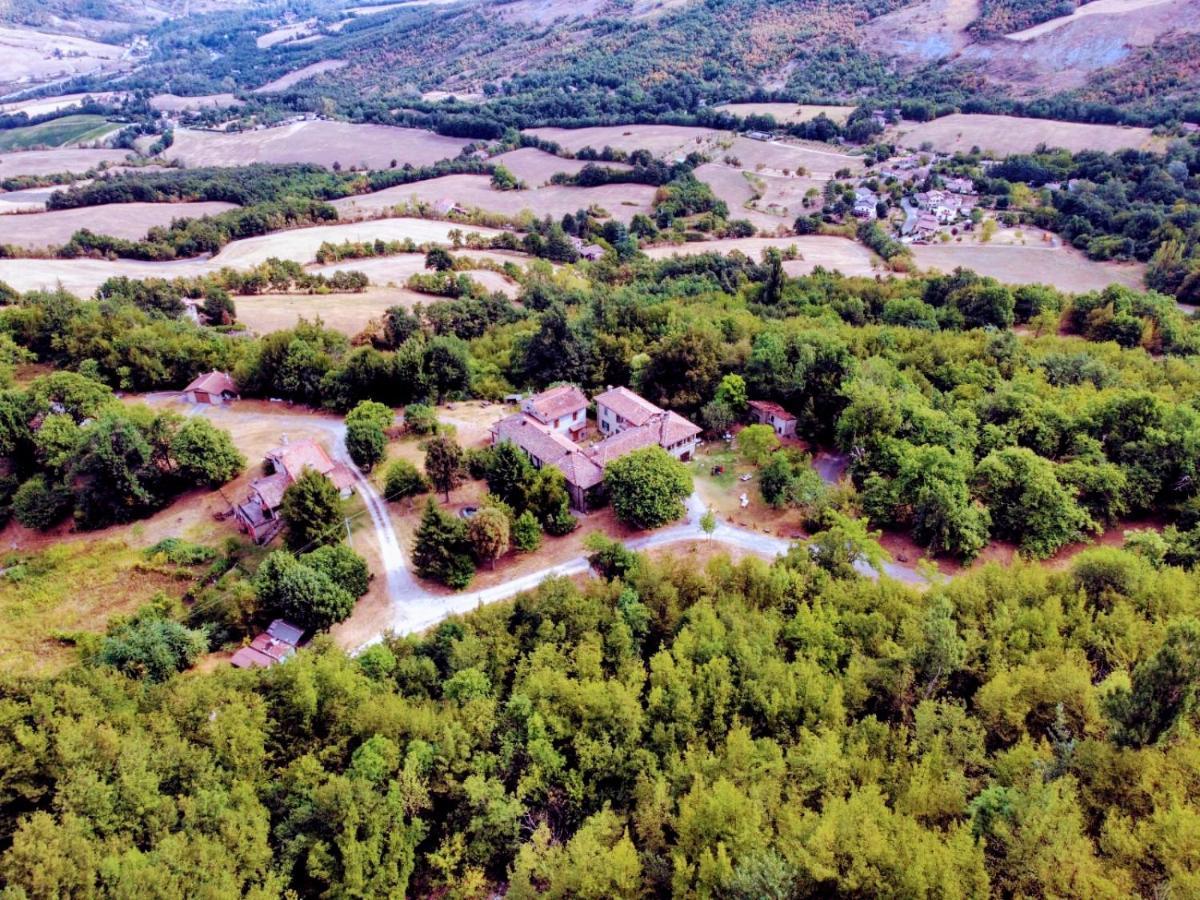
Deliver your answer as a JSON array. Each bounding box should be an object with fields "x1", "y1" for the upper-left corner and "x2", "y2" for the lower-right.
[{"x1": 0, "y1": 115, "x2": 117, "y2": 151}]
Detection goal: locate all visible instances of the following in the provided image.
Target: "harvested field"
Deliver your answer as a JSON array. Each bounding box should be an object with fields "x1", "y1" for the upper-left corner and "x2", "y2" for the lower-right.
[
  {"x1": 256, "y1": 20, "x2": 318, "y2": 47},
  {"x1": 0, "y1": 91, "x2": 124, "y2": 117},
  {"x1": 0, "y1": 218, "x2": 510, "y2": 295},
  {"x1": 491, "y1": 147, "x2": 629, "y2": 184},
  {"x1": 886, "y1": 113, "x2": 1161, "y2": 155},
  {"x1": 0, "y1": 185, "x2": 62, "y2": 213},
  {"x1": 525, "y1": 124, "x2": 722, "y2": 158},
  {"x1": 0, "y1": 201, "x2": 237, "y2": 249},
  {"x1": 235, "y1": 287, "x2": 424, "y2": 335},
  {"x1": 209, "y1": 217, "x2": 506, "y2": 267},
  {"x1": 713, "y1": 102, "x2": 854, "y2": 124},
  {"x1": 252, "y1": 59, "x2": 348, "y2": 93},
  {"x1": 0, "y1": 147, "x2": 131, "y2": 178},
  {"x1": 722, "y1": 136, "x2": 863, "y2": 179},
  {"x1": 149, "y1": 93, "x2": 243, "y2": 112},
  {"x1": 164, "y1": 122, "x2": 471, "y2": 170},
  {"x1": 696, "y1": 162, "x2": 825, "y2": 233},
  {"x1": 310, "y1": 252, "x2": 529, "y2": 291},
  {"x1": 911, "y1": 242, "x2": 1146, "y2": 292},
  {"x1": 643, "y1": 235, "x2": 880, "y2": 277},
  {"x1": 331, "y1": 173, "x2": 655, "y2": 222},
  {"x1": 0, "y1": 25, "x2": 128, "y2": 89}
]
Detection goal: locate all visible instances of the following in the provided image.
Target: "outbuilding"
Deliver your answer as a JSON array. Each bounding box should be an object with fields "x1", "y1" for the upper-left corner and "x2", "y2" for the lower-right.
[
  {"x1": 184, "y1": 370, "x2": 239, "y2": 405},
  {"x1": 748, "y1": 400, "x2": 798, "y2": 438}
]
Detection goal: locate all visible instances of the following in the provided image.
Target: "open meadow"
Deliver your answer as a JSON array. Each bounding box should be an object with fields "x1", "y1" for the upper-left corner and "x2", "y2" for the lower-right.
[
  {"x1": 0, "y1": 115, "x2": 119, "y2": 152},
  {"x1": 0, "y1": 25, "x2": 129, "y2": 90},
  {"x1": 696, "y1": 162, "x2": 826, "y2": 232},
  {"x1": 491, "y1": 146, "x2": 629, "y2": 184},
  {"x1": 251, "y1": 59, "x2": 349, "y2": 92},
  {"x1": 886, "y1": 113, "x2": 1161, "y2": 155},
  {"x1": 149, "y1": 93, "x2": 243, "y2": 112},
  {"x1": 0, "y1": 201, "x2": 238, "y2": 249},
  {"x1": 164, "y1": 121, "x2": 471, "y2": 170}
]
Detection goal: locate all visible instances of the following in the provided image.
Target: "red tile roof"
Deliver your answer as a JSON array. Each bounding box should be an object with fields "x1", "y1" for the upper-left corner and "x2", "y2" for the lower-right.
[
  {"x1": 522, "y1": 384, "x2": 588, "y2": 424},
  {"x1": 748, "y1": 400, "x2": 797, "y2": 422},
  {"x1": 185, "y1": 370, "x2": 238, "y2": 396},
  {"x1": 595, "y1": 386, "x2": 660, "y2": 426}
]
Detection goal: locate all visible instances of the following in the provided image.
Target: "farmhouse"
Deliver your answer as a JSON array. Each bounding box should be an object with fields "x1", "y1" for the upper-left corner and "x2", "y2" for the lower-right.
[
  {"x1": 184, "y1": 370, "x2": 238, "y2": 404},
  {"x1": 231, "y1": 619, "x2": 304, "y2": 669},
  {"x1": 748, "y1": 400, "x2": 798, "y2": 437},
  {"x1": 492, "y1": 385, "x2": 701, "y2": 511},
  {"x1": 233, "y1": 438, "x2": 356, "y2": 543}
]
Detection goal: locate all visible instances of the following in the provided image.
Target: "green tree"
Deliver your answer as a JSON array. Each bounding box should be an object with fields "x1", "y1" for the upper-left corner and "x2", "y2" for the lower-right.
[
  {"x1": 605, "y1": 446, "x2": 693, "y2": 529},
  {"x1": 172, "y1": 418, "x2": 245, "y2": 486},
  {"x1": 383, "y1": 458, "x2": 429, "y2": 502},
  {"x1": 12, "y1": 474, "x2": 70, "y2": 530},
  {"x1": 412, "y1": 499, "x2": 475, "y2": 588},
  {"x1": 424, "y1": 434, "x2": 465, "y2": 501},
  {"x1": 281, "y1": 469, "x2": 344, "y2": 551},
  {"x1": 808, "y1": 511, "x2": 892, "y2": 578},
  {"x1": 254, "y1": 550, "x2": 355, "y2": 629},
  {"x1": 714, "y1": 373, "x2": 748, "y2": 415},
  {"x1": 700, "y1": 508, "x2": 717, "y2": 540},
  {"x1": 491, "y1": 165, "x2": 520, "y2": 191},
  {"x1": 527, "y1": 466, "x2": 577, "y2": 535},
  {"x1": 467, "y1": 506, "x2": 510, "y2": 569},
  {"x1": 512, "y1": 509, "x2": 542, "y2": 552},
  {"x1": 974, "y1": 447, "x2": 1093, "y2": 558},
  {"x1": 485, "y1": 440, "x2": 535, "y2": 510},
  {"x1": 1107, "y1": 616, "x2": 1200, "y2": 747},
  {"x1": 404, "y1": 402, "x2": 439, "y2": 434},
  {"x1": 97, "y1": 611, "x2": 208, "y2": 682},
  {"x1": 759, "y1": 449, "x2": 825, "y2": 510},
  {"x1": 736, "y1": 423, "x2": 781, "y2": 466},
  {"x1": 302, "y1": 543, "x2": 370, "y2": 597},
  {"x1": 345, "y1": 400, "x2": 392, "y2": 470},
  {"x1": 426, "y1": 246, "x2": 454, "y2": 271}
]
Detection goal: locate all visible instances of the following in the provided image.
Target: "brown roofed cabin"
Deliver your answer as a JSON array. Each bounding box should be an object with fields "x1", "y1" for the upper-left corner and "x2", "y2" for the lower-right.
[
  {"x1": 748, "y1": 400, "x2": 797, "y2": 438},
  {"x1": 230, "y1": 619, "x2": 304, "y2": 669},
  {"x1": 233, "y1": 438, "x2": 356, "y2": 544},
  {"x1": 184, "y1": 370, "x2": 238, "y2": 405}
]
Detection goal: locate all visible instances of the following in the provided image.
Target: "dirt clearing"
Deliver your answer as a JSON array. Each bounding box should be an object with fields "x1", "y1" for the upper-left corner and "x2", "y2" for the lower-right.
[
  {"x1": 1007, "y1": 0, "x2": 1177, "y2": 40},
  {"x1": 886, "y1": 113, "x2": 1161, "y2": 155},
  {"x1": 911, "y1": 241, "x2": 1146, "y2": 292},
  {"x1": 0, "y1": 201, "x2": 238, "y2": 249},
  {"x1": 164, "y1": 121, "x2": 471, "y2": 170},
  {"x1": 331, "y1": 173, "x2": 656, "y2": 222}
]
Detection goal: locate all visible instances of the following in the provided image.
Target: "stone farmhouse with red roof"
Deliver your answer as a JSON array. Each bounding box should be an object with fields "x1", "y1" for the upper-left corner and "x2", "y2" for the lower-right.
[
  {"x1": 492, "y1": 385, "x2": 700, "y2": 511},
  {"x1": 233, "y1": 438, "x2": 356, "y2": 544}
]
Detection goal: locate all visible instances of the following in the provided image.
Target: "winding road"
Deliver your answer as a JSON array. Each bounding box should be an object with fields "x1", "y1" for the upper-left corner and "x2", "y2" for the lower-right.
[{"x1": 148, "y1": 396, "x2": 928, "y2": 651}]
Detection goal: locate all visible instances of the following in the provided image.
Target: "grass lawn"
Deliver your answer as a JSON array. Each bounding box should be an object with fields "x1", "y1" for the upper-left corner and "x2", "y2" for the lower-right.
[{"x1": 0, "y1": 115, "x2": 118, "y2": 152}]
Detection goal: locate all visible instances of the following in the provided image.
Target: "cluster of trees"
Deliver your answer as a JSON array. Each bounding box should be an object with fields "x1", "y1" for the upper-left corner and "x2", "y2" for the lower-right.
[
  {"x1": 981, "y1": 139, "x2": 1200, "y2": 299},
  {"x1": 3, "y1": 535, "x2": 1198, "y2": 896},
  {"x1": 968, "y1": 0, "x2": 1079, "y2": 37},
  {"x1": 0, "y1": 370, "x2": 244, "y2": 530}
]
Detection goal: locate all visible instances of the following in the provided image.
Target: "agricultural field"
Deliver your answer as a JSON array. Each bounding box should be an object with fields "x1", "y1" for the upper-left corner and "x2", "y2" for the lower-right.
[
  {"x1": 310, "y1": 253, "x2": 524, "y2": 295},
  {"x1": 524, "y1": 123, "x2": 722, "y2": 158},
  {"x1": 0, "y1": 185, "x2": 60, "y2": 213},
  {"x1": 162, "y1": 121, "x2": 471, "y2": 170},
  {"x1": 911, "y1": 241, "x2": 1148, "y2": 292},
  {"x1": 251, "y1": 59, "x2": 348, "y2": 93},
  {"x1": 696, "y1": 162, "x2": 825, "y2": 233},
  {"x1": 0, "y1": 115, "x2": 119, "y2": 152},
  {"x1": 0, "y1": 25, "x2": 129, "y2": 90},
  {"x1": 722, "y1": 135, "x2": 864, "y2": 179},
  {"x1": 330, "y1": 173, "x2": 656, "y2": 222},
  {"x1": 149, "y1": 93, "x2": 243, "y2": 112},
  {"x1": 713, "y1": 102, "x2": 855, "y2": 124},
  {"x1": 643, "y1": 235, "x2": 881, "y2": 277},
  {"x1": 0, "y1": 201, "x2": 238, "y2": 249},
  {"x1": 234, "y1": 286, "x2": 426, "y2": 335},
  {"x1": 0, "y1": 91, "x2": 124, "y2": 117},
  {"x1": 886, "y1": 113, "x2": 1161, "y2": 155},
  {"x1": 0, "y1": 147, "x2": 131, "y2": 178},
  {"x1": 490, "y1": 146, "x2": 629, "y2": 184}
]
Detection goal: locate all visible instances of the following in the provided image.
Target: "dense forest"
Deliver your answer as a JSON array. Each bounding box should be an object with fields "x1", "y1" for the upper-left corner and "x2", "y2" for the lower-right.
[{"x1": 1, "y1": 535, "x2": 1198, "y2": 896}]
